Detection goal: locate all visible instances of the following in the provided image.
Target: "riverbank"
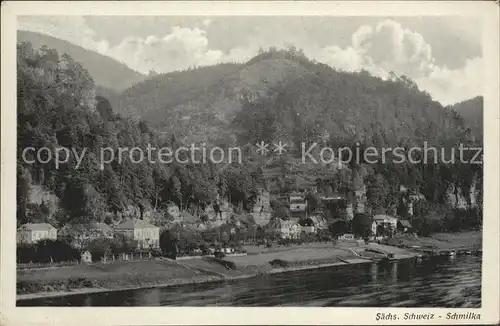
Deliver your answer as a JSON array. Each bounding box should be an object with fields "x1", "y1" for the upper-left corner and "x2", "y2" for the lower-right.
[
  {"x1": 17, "y1": 231, "x2": 481, "y2": 301},
  {"x1": 390, "y1": 231, "x2": 482, "y2": 250},
  {"x1": 15, "y1": 247, "x2": 400, "y2": 300}
]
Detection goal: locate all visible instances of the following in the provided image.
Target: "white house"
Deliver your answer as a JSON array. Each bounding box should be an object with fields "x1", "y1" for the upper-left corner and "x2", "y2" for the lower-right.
[
  {"x1": 265, "y1": 218, "x2": 301, "y2": 239},
  {"x1": 81, "y1": 251, "x2": 92, "y2": 263},
  {"x1": 289, "y1": 195, "x2": 307, "y2": 212},
  {"x1": 17, "y1": 223, "x2": 57, "y2": 244},
  {"x1": 372, "y1": 214, "x2": 398, "y2": 236},
  {"x1": 115, "y1": 219, "x2": 160, "y2": 249}
]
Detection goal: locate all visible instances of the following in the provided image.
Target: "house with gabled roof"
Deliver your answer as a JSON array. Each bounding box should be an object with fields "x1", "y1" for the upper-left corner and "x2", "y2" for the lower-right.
[
  {"x1": 17, "y1": 223, "x2": 57, "y2": 244},
  {"x1": 265, "y1": 218, "x2": 301, "y2": 240},
  {"x1": 115, "y1": 219, "x2": 159, "y2": 249}
]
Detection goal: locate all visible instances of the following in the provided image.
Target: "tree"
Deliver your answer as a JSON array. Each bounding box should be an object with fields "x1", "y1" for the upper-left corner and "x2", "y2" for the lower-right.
[
  {"x1": 366, "y1": 173, "x2": 390, "y2": 214},
  {"x1": 273, "y1": 206, "x2": 290, "y2": 220},
  {"x1": 219, "y1": 224, "x2": 231, "y2": 244},
  {"x1": 351, "y1": 213, "x2": 372, "y2": 238},
  {"x1": 305, "y1": 192, "x2": 320, "y2": 213},
  {"x1": 111, "y1": 233, "x2": 138, "y2": 254},
  {"x1": 329, "y1": 219, "x2": 347, "y2": 237},
  {"x1": 17, "y1": 165, "x2": 32, "y2": 225},
  {"x1": 159, "y1": 229, "x2": 178, "y2": 259},
  {"x1": 95, "y1": 96, "x2": 114, "y2": 121},
  {"x1": 87, "y1": 238, "x2": 112, "y2": 261}
]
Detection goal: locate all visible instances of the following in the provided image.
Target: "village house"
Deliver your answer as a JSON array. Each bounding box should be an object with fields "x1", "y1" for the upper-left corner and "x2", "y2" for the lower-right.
[
  {"x1": 373, "y1": 214, "x2": 399, "y2": 236},
  {"x1": 16, "y1": 223, "x2": 57, "y2": 244},
  {"x1": 80, "y1": 250, "x2": 92, "y2": 263},
  {"x1": 298, "y1": 217, "x2": 321, "y2": 234},
  {"x1": 114, "y1": 219, "x2": 160, "y2": 249},
  {"x1": 289, "y1": 194, "x2": 307, "y2": 213},
  {"x1": 265, "y1": 218, "x2": 301, "y2": 239},
  {"x1": 300, "y1": 224, "x2": 316, "y2": 234},
  {"x1": 319, "y1": 193, "x2": 349, "y2": 221}
]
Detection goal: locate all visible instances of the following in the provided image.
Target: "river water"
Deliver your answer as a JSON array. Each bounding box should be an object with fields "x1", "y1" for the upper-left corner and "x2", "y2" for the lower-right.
[{"x1": 17, "y1": 255, "x2": 481, "y2": 307}]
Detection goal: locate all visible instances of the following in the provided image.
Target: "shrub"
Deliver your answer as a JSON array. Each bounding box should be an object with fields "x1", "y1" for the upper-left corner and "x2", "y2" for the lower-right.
[
  {"x1": 269, "y1": 259, "x2": 290, "y2": 268},
  {"x1": 214, "y1": 251, "x2": 226, "y2": 259},
  {"x1": 16, "y1": 240, "x2": 79, "y2": 263}
]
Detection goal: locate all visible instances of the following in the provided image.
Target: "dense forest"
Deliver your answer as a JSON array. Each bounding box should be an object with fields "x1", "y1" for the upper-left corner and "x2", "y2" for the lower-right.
[
  {"x1": 17, "y1": 42, "x2": 262, "y2": 228},
  {"x1": 448, "y1": 96, "x2": 483, "y2": 142},
  {"x1": 17, "y1": 41, "x2": 483, "y2": 235}
]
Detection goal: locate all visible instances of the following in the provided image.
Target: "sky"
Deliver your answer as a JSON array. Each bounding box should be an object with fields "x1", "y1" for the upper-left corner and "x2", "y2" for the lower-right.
[{"x1": 18, "y1": 16, "x2": 483, "y2": 106}]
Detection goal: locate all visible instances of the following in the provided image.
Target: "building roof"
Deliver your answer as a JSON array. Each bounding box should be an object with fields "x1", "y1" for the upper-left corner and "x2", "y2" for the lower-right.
[
  {"x1": 399, "y1": 220, "x2": 412, "y2": 228},
  {"x1": 18, "y1": 223, "x2": 56, "y2": 231},
  {"x1": 115, "y1": 219, "x2": 158, "y2": 230}
]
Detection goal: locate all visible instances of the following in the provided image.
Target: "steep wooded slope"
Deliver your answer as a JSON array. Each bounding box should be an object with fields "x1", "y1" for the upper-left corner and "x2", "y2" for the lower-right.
[
  {"x1": 449, "y1": 96, "x2": 483, "y2": 141},
  {"x1": 17, "y1": 30, "x2": 146, "y2": 91}
]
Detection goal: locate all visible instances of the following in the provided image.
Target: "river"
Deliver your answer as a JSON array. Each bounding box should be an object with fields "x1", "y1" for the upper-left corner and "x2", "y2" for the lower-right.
[{"x1": 17, "y1": 255, "x2": 481, "y2": 307}]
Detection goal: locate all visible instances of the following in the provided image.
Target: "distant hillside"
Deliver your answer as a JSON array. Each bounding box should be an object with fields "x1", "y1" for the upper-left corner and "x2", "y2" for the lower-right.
[
  {"x1": 449, "y1": 96, "x2": 483, "y2": 141},
  {"x1": 111, "y1": 48, "x2": 471, "y2": 150},
  {"x1": 17, "y1": 30, "x2": 145, "y2": 91},
  {"x1": 113, "y1": 50, "x2": 339, "y2": 143}
]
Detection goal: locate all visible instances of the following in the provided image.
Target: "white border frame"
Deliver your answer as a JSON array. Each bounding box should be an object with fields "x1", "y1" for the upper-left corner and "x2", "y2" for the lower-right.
[{"x1": 1, "y1": 2, "x2": 499, "y2": 325}]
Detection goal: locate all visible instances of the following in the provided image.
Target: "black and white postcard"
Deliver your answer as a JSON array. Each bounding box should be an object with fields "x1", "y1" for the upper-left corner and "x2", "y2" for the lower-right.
[{"x1": 1, "y1": 1, "x2": 499, "y2": 325}]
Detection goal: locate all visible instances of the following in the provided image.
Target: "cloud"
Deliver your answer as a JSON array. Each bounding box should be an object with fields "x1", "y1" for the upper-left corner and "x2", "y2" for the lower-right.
[
  {"x1": 18, "y1": 17, "x2": 241, "y2": 73},
  {"x1": 107, "y1": 26, "x2": 262, "y2": 74},
  {"x1": 308, "y1": 19, "x2": 481, "y2": 105},
  {"x1": 416, "y1": 57, "x2": 482, "y2": 106},
  {"x1": 18, "y1": 16, "x2": 111, "y2": 54},
  {"x1": 108, "y1": 27, "x2": 215, "y2": 73}
]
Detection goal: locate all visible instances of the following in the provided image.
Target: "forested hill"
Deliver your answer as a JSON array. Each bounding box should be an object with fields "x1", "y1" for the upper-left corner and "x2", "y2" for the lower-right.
[
  {"x1": 17, "y1": 42, "x2": 482, "y2": 231},
  {"x1": 449, "y1": 96, "x2": 483, "y2": 141},
  {"x1": 17, "y1": 42, "x2": 262, "y2": 228},
  {"x1": 17, "y1": 30, "x2": 146, "y2": 91},
  {"x1": 113, "y1": 48, "x2": 474, "y2": 151}
]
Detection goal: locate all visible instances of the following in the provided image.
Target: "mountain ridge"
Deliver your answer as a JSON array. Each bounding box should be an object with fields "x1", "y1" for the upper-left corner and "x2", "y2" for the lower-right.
[
  {"x1": 108, "y1": 49, "x2": 474, "y2": 153},
  {"x1": 17, "y1": 30, "x2": 146, "y2": 92}
]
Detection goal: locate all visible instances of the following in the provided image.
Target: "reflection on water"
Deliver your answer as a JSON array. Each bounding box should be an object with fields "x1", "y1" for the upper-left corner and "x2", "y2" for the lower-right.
[{"x1": 17, "y1": 255, "x2": 481, "y2": 307}]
